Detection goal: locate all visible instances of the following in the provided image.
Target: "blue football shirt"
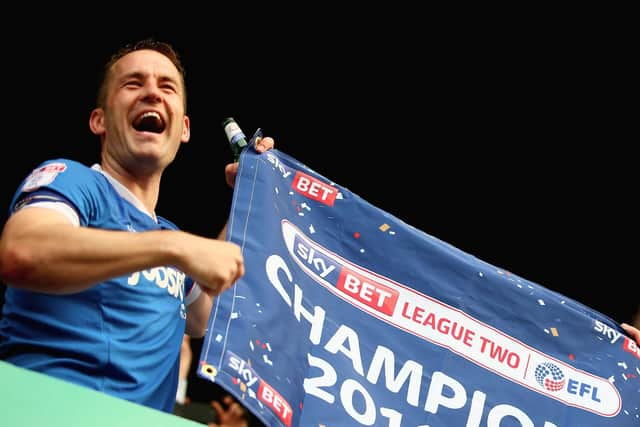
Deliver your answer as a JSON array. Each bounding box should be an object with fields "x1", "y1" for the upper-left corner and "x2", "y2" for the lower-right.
[{"x1": 0, "y1": 159, "x2": 199, "y2": 412}]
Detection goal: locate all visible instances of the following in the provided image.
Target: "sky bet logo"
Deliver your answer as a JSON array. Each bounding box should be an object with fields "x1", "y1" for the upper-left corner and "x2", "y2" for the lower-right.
[
  {"x1": 292, "y1": 171, "x2": 338, "y2": 206},
  {"x1": 224, "y1": 351, "x2": 293, "y2": 427},
  {"x1": 280, "y1": 219, "x2": 622, "y2": 417},
  {"x1": 226, "y1": 351, "x2": 260, "y2": 388}
]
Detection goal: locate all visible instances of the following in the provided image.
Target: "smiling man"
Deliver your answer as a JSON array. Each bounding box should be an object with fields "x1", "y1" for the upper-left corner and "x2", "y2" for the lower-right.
[{"x1": 0, "y1": 38, "x2": 274, "y2": 414}]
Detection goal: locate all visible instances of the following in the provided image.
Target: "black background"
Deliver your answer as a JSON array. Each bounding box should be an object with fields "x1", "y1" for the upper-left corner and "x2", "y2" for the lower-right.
[{"x1": 1, "y1": 12, "x2": 636, "y2": 404}]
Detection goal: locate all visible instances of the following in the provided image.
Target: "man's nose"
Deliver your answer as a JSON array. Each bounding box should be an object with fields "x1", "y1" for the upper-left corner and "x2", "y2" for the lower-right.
[{"x1": 141, "y1": 83, "x2": 162, "y2": 103}]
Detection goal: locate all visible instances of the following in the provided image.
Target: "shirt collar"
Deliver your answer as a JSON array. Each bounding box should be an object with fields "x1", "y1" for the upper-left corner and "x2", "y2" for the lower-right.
[{"x1": 91, "y1": 163, "x2": 158, "y2": 223}]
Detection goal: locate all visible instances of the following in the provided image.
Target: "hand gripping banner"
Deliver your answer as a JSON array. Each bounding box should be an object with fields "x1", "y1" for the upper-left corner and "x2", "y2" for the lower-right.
[{"x1": 198, "y1": 146, "x2": 640, "y2": 427}]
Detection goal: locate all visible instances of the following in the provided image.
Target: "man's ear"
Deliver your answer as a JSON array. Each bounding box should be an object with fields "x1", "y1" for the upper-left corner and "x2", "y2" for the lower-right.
[
  {"x1": 181, "y1": 115, "x2": 191, "y2": 143},
  {"x1": 89, "y1": 108, "x2": 105, "y2": 136}
]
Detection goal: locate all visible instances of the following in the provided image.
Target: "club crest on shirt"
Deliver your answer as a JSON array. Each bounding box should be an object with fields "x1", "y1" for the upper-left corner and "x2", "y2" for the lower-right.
[{"x1": 22, "y1": 162, "x2": 68, "y2": 192}]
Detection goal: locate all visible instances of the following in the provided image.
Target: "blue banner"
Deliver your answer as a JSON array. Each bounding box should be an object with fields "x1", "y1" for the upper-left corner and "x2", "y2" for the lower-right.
[{"x1": 198, "y1": 146, "x2": 640, "y2": 427}]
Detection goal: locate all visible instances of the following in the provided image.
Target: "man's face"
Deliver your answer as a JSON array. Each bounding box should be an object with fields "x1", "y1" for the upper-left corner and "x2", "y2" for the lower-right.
[{"x1": 95, "y1": 49, "x2": 190, "y2": 174}]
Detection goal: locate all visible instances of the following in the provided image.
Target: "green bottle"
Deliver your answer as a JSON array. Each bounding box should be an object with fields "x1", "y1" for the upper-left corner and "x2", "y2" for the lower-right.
[{"x1": 221, "y1": 117, "x2": 248, "y2": 162}]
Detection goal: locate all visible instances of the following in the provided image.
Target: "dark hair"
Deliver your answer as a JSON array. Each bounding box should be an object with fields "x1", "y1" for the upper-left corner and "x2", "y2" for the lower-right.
[{"x1": 96, "y1": 38, "x2": 187, "y2": 109}]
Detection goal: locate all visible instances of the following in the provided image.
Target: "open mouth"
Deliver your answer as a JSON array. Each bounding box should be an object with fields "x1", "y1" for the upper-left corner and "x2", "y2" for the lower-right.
[{"x1": 133, "y1": 111, "x2": 165, "y2": 133}]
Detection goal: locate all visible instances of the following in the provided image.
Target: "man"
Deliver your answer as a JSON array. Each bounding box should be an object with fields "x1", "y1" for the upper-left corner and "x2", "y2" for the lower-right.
[{"x1": 0, "y1": 38, "x2": 273, "y2": 413}]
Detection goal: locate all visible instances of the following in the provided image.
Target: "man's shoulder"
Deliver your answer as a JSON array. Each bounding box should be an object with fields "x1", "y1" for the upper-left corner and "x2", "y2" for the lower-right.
[
  {"x1": 38, "y1": 158, "x2": 93, "y2": 173},
  {"x1": 30, "y1": 158, "x2": 95, "y2": 176},
  {"x1": 21, "y1": 158, "x2": 98, "y2": 192}
]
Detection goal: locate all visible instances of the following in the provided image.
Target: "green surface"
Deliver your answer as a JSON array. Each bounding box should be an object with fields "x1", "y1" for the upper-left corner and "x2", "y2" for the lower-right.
[{"x1": 0, "y1": 360, "x2": 203, "y2": 426}]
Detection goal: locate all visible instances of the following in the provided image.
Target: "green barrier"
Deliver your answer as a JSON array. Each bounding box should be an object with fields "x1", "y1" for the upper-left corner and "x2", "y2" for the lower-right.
[{"x1": 0, "y1": 361, "x2": 202, "y2": 426}]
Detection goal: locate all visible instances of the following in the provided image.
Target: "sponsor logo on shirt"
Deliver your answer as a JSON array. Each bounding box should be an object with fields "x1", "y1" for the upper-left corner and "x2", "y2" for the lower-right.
[{"x1": 127, "y1": 267, "x2": 187, "y2": 318}]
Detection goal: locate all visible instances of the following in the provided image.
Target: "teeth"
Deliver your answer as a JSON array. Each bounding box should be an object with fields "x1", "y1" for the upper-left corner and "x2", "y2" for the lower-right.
[{"x1": 140, "y1": 112, "x2": 160, "y2": 120}]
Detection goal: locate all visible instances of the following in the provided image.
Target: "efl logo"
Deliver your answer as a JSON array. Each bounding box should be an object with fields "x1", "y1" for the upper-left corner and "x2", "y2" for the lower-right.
[
  {"x1": 535, "y1": 362, "x2": 565, "y2": 392},
  {"x1": 534, "y1": 362, "x2": 604, "y2": 404}
]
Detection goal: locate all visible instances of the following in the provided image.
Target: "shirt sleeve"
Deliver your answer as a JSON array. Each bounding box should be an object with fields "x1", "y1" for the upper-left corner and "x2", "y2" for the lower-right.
[
  {"x1": 19, "y1": 201, "x2": 80, "y2": 226},
  {"x1": 185, "y1": 282, "x2": 202, "y2": 306}
]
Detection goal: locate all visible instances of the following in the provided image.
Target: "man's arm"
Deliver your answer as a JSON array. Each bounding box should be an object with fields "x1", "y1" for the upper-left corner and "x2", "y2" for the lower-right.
[
  {"x1": 184, "y1": 222, "x2": 228, "y2": 337},
  {"x1": 0, "y1": 207, "x2": 243, "y2": 296}
]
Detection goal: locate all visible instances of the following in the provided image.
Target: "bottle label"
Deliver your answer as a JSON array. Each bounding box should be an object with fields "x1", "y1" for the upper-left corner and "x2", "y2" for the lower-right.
[{"x1": 224, "y1": 121, "x2": 247, "y2": 146}]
